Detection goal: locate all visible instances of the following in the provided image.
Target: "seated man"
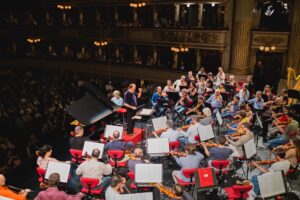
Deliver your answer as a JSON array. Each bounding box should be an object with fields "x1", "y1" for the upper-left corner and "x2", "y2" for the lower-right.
[
  {"x1": 104, "y1": 130, "x2": 134, "y2": 152},
  {"x1": 173, "y1": 183, "x2": 195, "y2": 200},
  {"x1": 69, "y1": 125, "x2": 95, "y2": 150},
  {"x1": 251, "y1": 149, "x2": 290, "y2": 197},
  {"x1": 201, "y1": 135, "x2": 233, "y2": 162},
  {"x1": 105, "y1": 175, "x2": 126, "y2": 200},
  {"x1": 127, "y1": 148, "x2": 150, "y2": 172},
  {"x1": 0, "y1": 174, "x2": 31, "y2": 200},
  {"x1": 205, "y1": 89, "x2": 223, "y2": 113},
  {"x1": 35, "y1": 173, "x2": 83, "y2": 200},
  {"x1": 172, "y1": 144, "x2": 204, "y2": 183},
  {"x1": 75, "y1": 149, "x2": 112, "y2": 192},
  {"x1": 178, "y1": 115, "x2": 203, "y2": 145},
  {"x1": 226, "y1": 110, "x2": 250, "y2": 134},
  {"x1": 152, "y1": 120, "x2": 182, "y2": 142},
  {"x1": 221, "y1": 96, "x2": 240, "y2": 118}
]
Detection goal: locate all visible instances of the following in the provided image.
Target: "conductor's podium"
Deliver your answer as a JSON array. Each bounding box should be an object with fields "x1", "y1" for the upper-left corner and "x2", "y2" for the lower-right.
[{"x1": 123, "y1": 127, "x2": 143, "y2": 145}]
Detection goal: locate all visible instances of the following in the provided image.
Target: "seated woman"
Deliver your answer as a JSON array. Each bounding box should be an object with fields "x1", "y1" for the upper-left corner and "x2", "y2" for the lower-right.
[
  {"x1": 111, "y1": 90, "x2": 124, "y2": 107},
  {"x1": 226, "y1": 111, "x2": 250, "y2": 134},
  {"x1": 36, "y1": 145, "x2": 67, "y2": 169},
  {"x1": 274, "y1": 137, "x2": 300, "y2": 168}
]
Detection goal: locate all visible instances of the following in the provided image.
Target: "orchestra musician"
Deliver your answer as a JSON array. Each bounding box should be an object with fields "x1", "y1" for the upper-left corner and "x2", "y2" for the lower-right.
[
  {"x1": 104, "y1": 130, "x2": 134, "y2": 152},
  {"x1": 36, "y1": 145, "x2": 60, "y2": 169},
  {"x1": 250, "y1": 149, "x2": 290, "y2": 197},
  {"x1": 123, "y1": 83, "x2": 142, "y2": 134},
  {"x1": 178, "y1": 115, "x2": 202, "y2": 145},
  {"x1": 174, "y1": 89, "x2": 193, "y2": 116},
  {"x1": 214, "y1": 67, "x2": 225, "y2": 87},
  {"x1": 127, "y1": 148, "x2": 150, "y2": 172},
  {"x1": 173, "y1": 75, "x2": 188, "y2": 92},
  {"x1": 151, "y1": 86, "x2": 163, "y2": 107},
  {"x1": 173, "y1": 183, "x2": 195, "y2": 200},
  {"x1": 105, "y1": 175, "x2": 127, "y2": 200},
  {"x1": 163, "y1": 79, "x2": 175, "y2": 93},
  {"x1": 152, "y1": 120, "x2": 182, "y2": 142},
  {"x1": 172, "y1": 144, "x2": 204, "y2": 183},
  {"x1": 185, "y1": 95, "x2": 205, "y2": 116},
  {"x1": 206, "y1": 89, "x2": 223, "y2": 113},
  {"x1": 69, "y1": 125, "x2": 96, "y2": 150},
  {"x1": 225, "y1": 122, "x2": 254, "y2": 157},
  {"x1": 0, "y1": 174, "x2": 31, "y2": 200}
]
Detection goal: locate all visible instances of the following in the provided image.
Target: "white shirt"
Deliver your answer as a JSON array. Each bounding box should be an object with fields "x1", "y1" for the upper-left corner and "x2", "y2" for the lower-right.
[
  {"x1": 215, "y1": 72, "x2": 225, "y2": 86},
  {"x1": 180, "y1": 123, "x2": 203, "y2": 144},
  {"x1": 111, "y1": 97, "x2": 124, "y2": 106},
  {"x1": 160, "y1": 128, "x2": 182, "y2": 142},
  {"x1": 105, "y1": 186, "x2": 119, "y2": 200},
  {"x1": 269, "y1": 160, "x2": 291, "y2": 174},
  {"x1": 173, "y1": 79, "x2": 182, "y2": 92}
]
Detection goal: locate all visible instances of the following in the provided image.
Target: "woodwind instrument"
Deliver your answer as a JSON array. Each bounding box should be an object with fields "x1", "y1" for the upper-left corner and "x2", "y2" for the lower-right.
[{"x1": 149, "y1": 183, "x2": 180, "y2": 199}]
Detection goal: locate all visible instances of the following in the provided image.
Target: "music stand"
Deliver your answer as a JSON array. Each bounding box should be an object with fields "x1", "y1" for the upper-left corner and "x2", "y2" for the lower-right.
[
  {"x1": 242, "y1": 139, "x2": 257, "y2": 179},
  {"x1": 135, "y1": 164, "x2": 163, "y2": 186},
  {"x1": 135, "y1": 107, "x2": 154, "y2": 141},
  {"x1": 195, "y1": 167, "x2": 218, "y2": 192},
  {"x1": 166, "y1": 92, "x2": 180, "y2": 103},
  {"x1": 152, "y1": 116, "x2": 167, "y2": 131},
  {"x1": 45, "y1": 161, "x2": 71, "y2": 183},
  {"x1": 215, "y1": 111, "x2": 223, "y2": 135},
  {"x1": 179, "y1": 85, "x2": 188, "y2": 91}
]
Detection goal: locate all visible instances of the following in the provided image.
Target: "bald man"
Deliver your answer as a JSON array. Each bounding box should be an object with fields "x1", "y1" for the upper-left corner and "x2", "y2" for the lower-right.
[
  {"x1": 0, "y1": 174, "x2": 30, "y2": 200},
  {"x1": 69, "y1": 125, "x2": 96, "y2": 150},
  {"x1": 127, "y1": 148, "x2": 149, "y2": 172},
  {"x1": 104, "y1": 130, "x2": 134, "y2": 152}
]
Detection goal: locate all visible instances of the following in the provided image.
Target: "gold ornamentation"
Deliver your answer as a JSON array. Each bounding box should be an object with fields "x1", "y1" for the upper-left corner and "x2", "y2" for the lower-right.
[
  {"x1": 253, "y1": 36, "x2": 285, "y2": 45},
  {"x1": 152, "y1": 31, "x2": 219, "y2": 43}
]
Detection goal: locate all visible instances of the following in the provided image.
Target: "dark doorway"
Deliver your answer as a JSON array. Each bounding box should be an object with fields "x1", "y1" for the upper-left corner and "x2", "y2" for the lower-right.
[{"x1": 201, "y1": 50, "x2": 222, "y2": 75}]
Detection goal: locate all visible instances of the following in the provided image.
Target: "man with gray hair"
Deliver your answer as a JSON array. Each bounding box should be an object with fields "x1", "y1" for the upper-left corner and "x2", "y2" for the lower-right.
[
  {"x1": 152, "y1": 120, "x2": 182, "y2": 142},
  {"x1": 69, "y1": 125, "x2": 96, "y2": 150},
  {"x1": 104, "y1": 130, "x2": 134, "y2": 152}
]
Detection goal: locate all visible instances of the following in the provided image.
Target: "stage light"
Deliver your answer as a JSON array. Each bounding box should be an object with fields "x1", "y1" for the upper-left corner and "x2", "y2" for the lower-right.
[{"x1": 212, "y1": 3, "x2": 215, "y2": 7}]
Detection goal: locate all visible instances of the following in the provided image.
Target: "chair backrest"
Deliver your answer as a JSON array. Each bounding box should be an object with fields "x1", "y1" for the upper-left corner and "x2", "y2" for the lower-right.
[
  {"x1": 80, "y1": 177, "x2": 99, "y2": 188},
  {"x1": 194, "y1": 135, "x2": 200, "y2": 142},
  {"x1": 182, "y1": 168, "x2": 197, "y2": 179},
  {"x1": 69, "y1": 149, "x2": 83, "y2": 159},
  {"x1": 232, "y1": 185, "x2": 253, "y2": 195},
  {"x1": 169, "y1": 141, "x2": 180, "y2": 150},
  {"x1": 36, "y1": 167, "x2": 46, "y2": 177},
  {"x1": 211, "y1": 160, "x2": 230, "y2": 173},
  {"x1": 127, "y1": 171, "x2": 135, "y2": 180},
  {"x1": 107, "y1": 150, "x2": 125, "y2": 159}
]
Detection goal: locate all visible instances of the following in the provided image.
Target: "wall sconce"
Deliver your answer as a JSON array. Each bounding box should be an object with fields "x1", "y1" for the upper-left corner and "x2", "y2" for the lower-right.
[
  {"x1": 129, "y1": 2, "x2": 146, "y2": 8},
  {"x1": 259, "y1": 45, "x2": 276, "y2": 52},
  {"x1": 57, "y1": 4, "x2": 72, "y2": 10},
  {"x1": 27, "y1": 38, "x2": 41, "y2": 43},
  {"x1": 94, "y1": 41, "x2": 108, "y2": 46},
  {"x1": 171, "y1": 46, "x2": 188, "y2": 53}
]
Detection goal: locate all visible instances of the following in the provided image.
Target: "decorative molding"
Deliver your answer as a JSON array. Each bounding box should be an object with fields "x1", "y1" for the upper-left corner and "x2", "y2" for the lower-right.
[
  {"x1": 251, "y1": 31, "x2": 290, "y2": 51},
  {"x1": 152, "y1": 31, "x2": 219, "y2": 43},
  {"x1": 253, "y1": 36, "x2": 285, "y2": 45}
]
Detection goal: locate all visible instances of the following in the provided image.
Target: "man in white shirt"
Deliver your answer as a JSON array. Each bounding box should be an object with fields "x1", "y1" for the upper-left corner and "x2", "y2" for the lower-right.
[
  {"x1": 173, "y1": 75, "x2": 187, "y2": 92},
  {"x1": 105, "y1": 175, "x2": 126, "y2": 200},
  {"x1": 152, "y1": 120, "x2": 182, "y2": 142},
  {"x1": 179, "y1": 115, "x2": 203, "y2": 145},
  {"x1": 75, "y1": 149, "x2": 112, "y2": 191}
]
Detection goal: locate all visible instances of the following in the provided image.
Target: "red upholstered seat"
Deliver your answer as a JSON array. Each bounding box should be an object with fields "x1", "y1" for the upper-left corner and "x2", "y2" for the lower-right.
[
  {"x1": 194, "y1": 135, "x2": 200, "y2": 142},
  {"x1": 36, "y1": 167, "x2": 46, "y2": 183},
  {"x1": 117, "y1": 108, "x2": 127, "y2": 113},
  {"x1": 127, "y1": 171, "x2": 135, "y2": 181},
  {"x1": 224, "y1": 185, "x2": 252, "y2": 200},
  {"x1": 175, "y1": 168, "x2": 197, "y2": 186},
  {"x1": 69, "y1": 149, "x2": 84, "y2": 164},
  {"x1": 123, "y1": 128, "x2": 143, "y2": 144},
  {"x1": 211, "y1": 160, "x2": 230, "y2": 175},
  {"x1": 169, "y1": 141, "x2": 180, "y2": 150},
  {"x1": 107, "y1": 150, "x2": 127, "y2": 168},
  {"x1": 80, "y1": 177, "x2": 103, "y2": 195}
]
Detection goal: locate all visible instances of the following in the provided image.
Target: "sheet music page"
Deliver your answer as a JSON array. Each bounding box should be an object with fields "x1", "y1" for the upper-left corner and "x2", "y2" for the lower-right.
[
  {"x1": 152, "y1": 116, "x2": 167, "y2": 131},
  {"x1": 135, "y1": 164, "x2": 163, "y2": 183},
  {"x1": 104, "y1": 125, "x2": 123, "y2": 139},
  {"x1": 147, "y1": 138, "x2": 169, "y2": 154},
  {"x1": 45, "y1": 161, "x2": 71, "y2": 183},
  {"x1": 198, "y1": 125, "x2": 215, "y2": 141},
  {"x1": 82, "y1": 141, "x2": 105, "y2": 158},
  {"x1": 139, "y1": 109, "x2": 154, "y2": 116},
  {"x1": 243, "y1": 139, "x2": 256, "y2": 159},
  {"x1": 258, "y1": 171, "x2": 286, "y2": 198},
  {"x1": 115, "y1": 193, "x2": 153, "y2": 200},
  {"x1": 216, "y1": 111, "x2": 223, "y2": 125}
]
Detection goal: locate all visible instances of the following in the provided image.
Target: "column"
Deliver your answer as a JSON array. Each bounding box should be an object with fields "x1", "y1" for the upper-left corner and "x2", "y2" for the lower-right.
[
  {"x1": 197, "y1": 3, "x2": 203, "y2": 28},
  {"x1": 133, "y1": 8, "x2": 138, "y2": 22},
  {"x1": 173, "y1": 52, "x2": 178, "y2": 69},
  {"x1": 114, "y1": 7, "x2": 119, "y2": 21},
  {"x1": 196, "y1": 49, "x2": 201, "y2": 69},
  {"x1": 230, "y1": 0, "x2": 254, "y2": 74},
  {"x1": 115, "y1": 48, "x2": 120, "y2": 58},
  {"x1": 97, "y1": 47, "x2": 102, "y2": 57},
  {"x1": 153, "y1": 6, "x2": 158, "y2": 21},
  {"x1": 223, "y1": 0, "x2": 234, "y2": 72},
  {"x1": 79, "y1": 11, "x2": 83, "y2": 26},
  {"x1": 287, "y1": 0, "x2": 300, "y2": 73},
  {"x1": 174, "y1": 4, "x2": 180, "y2": 25},
  {"x1": 153, "y1": 47, "x2": 157, "y2": 63},
  {"x1": 133, "y1": 45, "x2": 138, "y2": 60}
]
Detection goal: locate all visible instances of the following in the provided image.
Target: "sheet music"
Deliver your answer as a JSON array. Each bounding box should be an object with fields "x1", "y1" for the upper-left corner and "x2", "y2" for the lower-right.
[
  {"x1": 45, "y1": 161, "x2": 71, "y2": 183},
  {"x1": 115, "y1": 192, "x2": 153, "y2": 200},
  {"x1": 104, "y1": 125, "x2": 123, "y2": 139},
  {"x1": 152, "y1": 116, "x2": 167, "y2": 131},
  {"x1": 216, "y1": 111, "x2": 223, "y2": 125},
  {"x1": 135, "y1": 164, "x2": 163, "y2": 183},
  {"x1": 147, "y1": 138, "x2": 169, "y2": 154},
  {"x1": 139, "y1": 109, "x2": 154, "y2": 116},
  {"x1": 258, "y1": 171, "x2": 286, "y2": 198},
  {"x1": 82, "y1": 141, "x2": 105, "y2": 158},
  {"x1": 242, "y1": 139, "x2": 256, "y2": 159},
  {"x1": 197, "y1": 125, "x2": 215, "y2": 141}
]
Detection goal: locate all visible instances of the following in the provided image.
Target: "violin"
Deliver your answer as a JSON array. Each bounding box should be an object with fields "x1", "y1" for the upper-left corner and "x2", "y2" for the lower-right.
[
  {"x1": 272, "y1": 144, "x2": 295, "y2": 152},
  {"x1": 149, "y1": 183, "x2": 181, "y2": 199},
  {"x1": 229, "y1": 131, "x2": 246, "y2": 137},
  {"x1": 179, "y1": 124, "x2": 191, "y2": 131},
  {"x1": 125, "y1": 150, "x2": 136, "y2": 160},
  {"x1": 153, "y1": 128, "x2": 168, "y2": 134},
  {"x1": 165, "y1": 151, "x2": 187, "y2": 157},
  {"x1": 253, "y1": 159, "x2": 277, "y2": 165},
  {"x1": 198, "y1": 142, "x2": 220, "y2": 148}
]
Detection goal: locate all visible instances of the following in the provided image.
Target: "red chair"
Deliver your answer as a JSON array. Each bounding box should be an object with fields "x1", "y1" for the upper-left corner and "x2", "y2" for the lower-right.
[
  {"x1": 169, "y1": 141, "x2": 180, "y2": 150},
  {"x1": 69, "y1": 149, "x2": 84, "y2": 164},
  {"x1": 224, "y1": 184, "x2": 253, "y2": 200},
  {"x1": 107, "y1": 150, "x2": 127, "y2": 169},
  {"x1": 127, "y1": 171, "x2": 135, "y2": 181},
  {"x1": 211, "y1": 160, "x2": 230, "y2": 184},
  {"x1": 80, "y1": 177, "x2": 104, "y2": 196},
  {"x1": 175, "y1": 168, "x2": 197, "y2": 191},
  {"x1": 116, "y1": 108, "x2": 127, "y2": 126},
  {"x1": 36, "y1": 167, "x2": 46, "y2": 183}
]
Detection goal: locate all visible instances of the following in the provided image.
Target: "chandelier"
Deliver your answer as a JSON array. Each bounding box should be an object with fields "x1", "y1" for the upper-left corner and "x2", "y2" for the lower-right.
[{"x1": 129, "y1": 2, "x2": 146, "y2": 8}]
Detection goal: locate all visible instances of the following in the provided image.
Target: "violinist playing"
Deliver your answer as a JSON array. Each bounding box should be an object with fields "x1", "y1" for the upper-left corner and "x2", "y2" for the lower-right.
[
  {"x1": 250, "y1": 148, "x2": 290, "y2": 197},
  {"x1": 152, "y1": 120, "x2": 182, "y2": 142},
  {"x1": 127, "y1": 148, "x2": 150, "y2": 172},
  {"x1": 185, "y1": 95, "x2": 205, "y2": 117},
  {"x1": 173, "y1": 183, "x2": 195, "y2": 200},
  {"x1": 174, "y1": 89, "x2": 193, "y2": 116},
  {"x1": 105, "y1": 175, "x2": 127, "y2": 200}
]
